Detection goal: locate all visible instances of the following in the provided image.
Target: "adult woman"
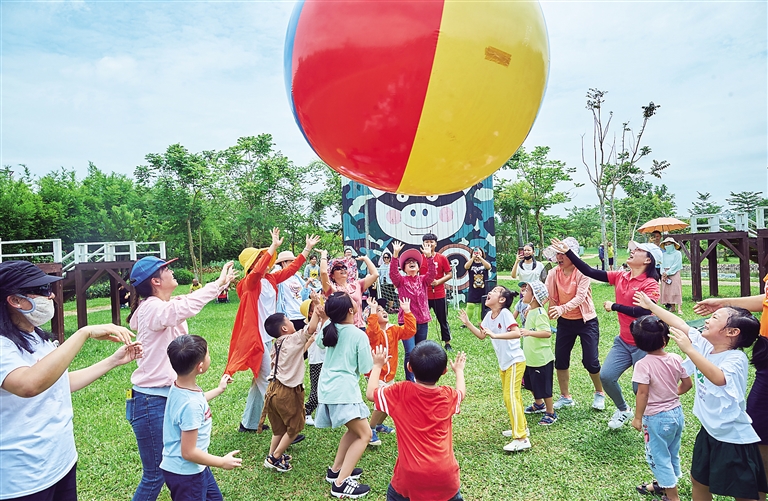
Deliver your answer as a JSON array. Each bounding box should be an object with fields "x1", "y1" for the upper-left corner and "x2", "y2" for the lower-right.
[
  {"x1": 510, "y1": 243, "x2": 547, "y2": 283},
  {"x1": 127, "y1": 256, "x2": 235, "y2": 501},
  {"x1": 660, "y1": 237, "x2": 683, "y2": 314},
  {"x1": 695, "y1": 290, "x2": 768, "y2": 486},
  {"x1": 464, "y1": 247, "x2": 491, "y2": 325},
  {"x1": 319, "y1": 249, "x2": 378, "y2": 329},
  {"x1": 550, "y1": 238, "x2": 661, "y2": 429},
  {"x1": 544, "y1": 237, "x2": 605, "y2": 411},
  {"x1": 0, "y1": 260, "x2": 139, "y2": 500}
]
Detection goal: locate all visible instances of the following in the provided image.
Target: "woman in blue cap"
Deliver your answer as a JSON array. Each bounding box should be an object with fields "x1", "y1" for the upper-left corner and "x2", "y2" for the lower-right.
[
  {"x1": 0, "y1": 260, "x2": 140, "y2": 501},
  {"x1": 126, "y1": 256, "x2": 235, "y2": 501}
]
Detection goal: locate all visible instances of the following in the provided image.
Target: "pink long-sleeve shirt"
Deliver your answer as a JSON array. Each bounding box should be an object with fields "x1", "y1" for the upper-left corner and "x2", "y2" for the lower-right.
[
  {"x1": 129, "y1": 282, "x2": 223, "y2": 389},
  {"x1": 545, "y1": 266, "x2": 597, "y2": 322},
  {"x1": 390, "y1": 255, "x2": 436, "y2": 324}
]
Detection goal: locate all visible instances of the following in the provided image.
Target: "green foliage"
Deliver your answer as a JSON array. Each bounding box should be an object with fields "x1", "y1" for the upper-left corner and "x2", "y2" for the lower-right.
[
  {"x1": 172, "y1": 267, "x2": 195, "y2": 285},
  {"x1": 726, "y1": 190, "x2": 764, "y2": 213},
  {"x1": 689, "y1": 191, "x2": 723, "y2": 216}
]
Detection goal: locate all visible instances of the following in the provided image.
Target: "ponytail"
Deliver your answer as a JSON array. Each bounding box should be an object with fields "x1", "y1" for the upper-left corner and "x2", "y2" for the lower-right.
[{"x1": 322, "y1": 291, "x2": 354, "y2": 348}]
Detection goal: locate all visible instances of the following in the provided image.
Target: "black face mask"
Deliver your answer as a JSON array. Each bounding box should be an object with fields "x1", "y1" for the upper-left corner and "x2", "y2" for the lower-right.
[{"x1": 524, "y1": 255, "x2": 533, "y2": 261}]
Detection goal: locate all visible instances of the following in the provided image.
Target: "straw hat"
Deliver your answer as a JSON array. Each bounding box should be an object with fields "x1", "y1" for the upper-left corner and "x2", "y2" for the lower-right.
[
  {"x1": 660, "y1": 237, "x2": 681, "y2": 250},
  {"x1": 239, "y1": 247, "x2": 277, "y2": 274}
]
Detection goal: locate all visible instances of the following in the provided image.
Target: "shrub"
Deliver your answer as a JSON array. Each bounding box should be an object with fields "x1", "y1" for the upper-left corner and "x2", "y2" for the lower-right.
[{"x1": 173, "y1": 268, "x2": 195, "y2": 285}]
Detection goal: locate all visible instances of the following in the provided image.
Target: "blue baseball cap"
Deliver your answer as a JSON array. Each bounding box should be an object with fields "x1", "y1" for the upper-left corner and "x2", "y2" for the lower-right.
[{"x1": 130, "y1": 256, "x2": 178, "y2": 286}]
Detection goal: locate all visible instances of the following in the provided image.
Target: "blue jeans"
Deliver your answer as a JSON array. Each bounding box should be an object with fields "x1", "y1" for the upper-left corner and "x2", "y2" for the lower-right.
[
  {"x1": 402, "y1": 323, "x2": 429, "y2": 382},
  {"x1": 127, "y1": 391, "x2": 167, "y2": 501},
  {"x1": 600, "y1": 336, "x2": 647, "y2": 411},
  {"x1": 643, "y1": 406, "x2": 684, "y2": 489},
  {"x1": 162, "y1": 467, "x2": 222, "y2": 501}
]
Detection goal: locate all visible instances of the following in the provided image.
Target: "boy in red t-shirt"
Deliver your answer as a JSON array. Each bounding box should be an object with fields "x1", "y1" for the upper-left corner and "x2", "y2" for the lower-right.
[{"x1": 366, "y1": 341, "x2": 467, "y2": 501}]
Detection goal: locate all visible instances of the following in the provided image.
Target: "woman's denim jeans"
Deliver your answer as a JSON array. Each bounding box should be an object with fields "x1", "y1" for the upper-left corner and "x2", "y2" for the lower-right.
[
  {"x1": 402, "y1": 323, "x2": 429, "y2": 382},
  {"x1": 127, "y1": 391, "x2": 167, "y2": 501}
]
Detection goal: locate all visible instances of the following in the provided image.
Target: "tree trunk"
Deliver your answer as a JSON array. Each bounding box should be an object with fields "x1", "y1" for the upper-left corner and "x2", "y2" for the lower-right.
[
  {"x1": 187, "y1": 218, "x2": 198, "y2": 279},
  {"x1": 535, "y1": 209, "x2": 545, "y2": 253},
  {"x1": 198, "y1": 227, "x2": 203, "y2": 281}
]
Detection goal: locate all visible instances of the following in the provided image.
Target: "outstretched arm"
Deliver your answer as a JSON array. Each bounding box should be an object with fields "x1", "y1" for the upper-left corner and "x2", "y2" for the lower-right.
[
  {"x1": 633, "y1": 291, "x2": 690, "y2": 333},
  {"x1": 550, "y1": 238, "x2": 608, "y2": 282}
]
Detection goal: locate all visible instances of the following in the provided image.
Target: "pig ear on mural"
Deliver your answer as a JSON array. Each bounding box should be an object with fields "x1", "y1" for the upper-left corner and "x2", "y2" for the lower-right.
[{"x1": 368, "y1": 187, "x2": 386, "y2": 198}]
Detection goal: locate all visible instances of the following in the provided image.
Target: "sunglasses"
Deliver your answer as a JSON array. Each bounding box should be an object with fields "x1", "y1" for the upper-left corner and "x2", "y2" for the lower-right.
[
  {"x1": 331, "y1": 265, "x2": 348, "y2": 272},
  {"x1": 21, "y1": 284, "x2": 52, "y2": 296}
]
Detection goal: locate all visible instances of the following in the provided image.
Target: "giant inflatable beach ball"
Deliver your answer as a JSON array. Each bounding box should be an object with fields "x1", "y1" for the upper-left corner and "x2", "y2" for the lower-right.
[{"x1": 285, "y1": 0, "x2": 549, "y2": 195}]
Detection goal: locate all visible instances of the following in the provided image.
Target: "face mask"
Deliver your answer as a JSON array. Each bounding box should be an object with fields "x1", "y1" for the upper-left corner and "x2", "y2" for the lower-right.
[
  {"x1": 664, "y1": 244, "x2": 674, "y2": 252},
  {"x1": 16, "y1": 295, "x2": 55, "y2": 326},
  {"x1": 524, "y1": 255, "x2": 533, "y2": 260}
]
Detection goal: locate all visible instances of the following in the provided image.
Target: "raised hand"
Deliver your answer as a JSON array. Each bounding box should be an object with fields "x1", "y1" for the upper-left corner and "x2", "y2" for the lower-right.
[
  {"x1": 420, "y1": 244, "x2": 432, "y2": 257},
  {"x1": 216, "y1": 261, "x2": 236, "y2": 288},
  {"x1": 270, "y1": 227, "x2": 284, "y2": 248},
  {"x1": 450, "y1": 351, "x2": 467, "y2": 373},
  {"x1": 633, "y1": 291, "x2": 653, "y2": 309},
  {"x1": 458, "y1": 309, "x2": 469, "y2": 326},
  {"x1": 305, "y1": 234, "x2": 321, "y2": 250},
  {"x1": 669, "y1": 326, "x2": 693, "y2": 354},
  {"x1": 549, "y1": 238, "x2": 569, "y2": 254},
  {"x1": 391, "y1": 241, "x2": 404, "y2": 257},
  {"x1": 108, "y1": 341, "x2": 144, "y2": 366},
  {"x1": 367, "y1": 296, "x2": 378, "y2": 309},
  {"x1": 399, "y1": 297, "x2": 411, "y2": 314},
  {"x1": 371, "y1": 345, "x2": 390, "y2": 367},
  {"x1": 693, "y1": 298, "x2": 725, "y2": 316}
]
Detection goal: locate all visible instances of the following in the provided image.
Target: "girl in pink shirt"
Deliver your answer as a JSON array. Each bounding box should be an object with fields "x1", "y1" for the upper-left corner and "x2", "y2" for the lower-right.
[
  {"x1": 630, "y1": 316, "x2": 692, "y2": 501},
  {"x1": 127, "y1": 257, "x2": 235, "y2": 501}
]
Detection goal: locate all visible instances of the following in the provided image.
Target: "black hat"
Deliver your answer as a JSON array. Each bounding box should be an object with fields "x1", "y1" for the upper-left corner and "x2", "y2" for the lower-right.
[{"x1": 0, "y1": 261, "x2": 63, "y2": 292}]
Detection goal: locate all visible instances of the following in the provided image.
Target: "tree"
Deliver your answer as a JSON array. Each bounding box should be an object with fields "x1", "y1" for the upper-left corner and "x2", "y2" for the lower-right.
[
  {"x1": 565, "y1": 205, "x2": 601, "y2": 247},
  {"x1": 504, "y1": 146, "x2": 579, "y2": 251},
  {"x1": 136, "y1": 144, "x2": 213, "y2": 280},
  {"x1": 581, "y1": 88, "x2": 667, "y2": 249},
  {"x1": 726, "y1": 191, "x2": 764, "y2": 214},
  {"x1": 493, "y1": 177, "x2": 533, "y2": 255},
  {"x1": 688, "y1": 192, "x2": 723, "y2": 216},
  {"x1": 0, "y1": 165, "x2": 43, "y2": 241},
  {"x1": 615, "y1": 180, "x2": 676, "y2": 243}
]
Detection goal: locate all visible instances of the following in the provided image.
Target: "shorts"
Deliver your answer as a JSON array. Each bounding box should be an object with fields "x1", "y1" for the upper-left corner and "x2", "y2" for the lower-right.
[
  {"x1": 264, "y1": 379, "x2": 306, "y2": 437},
  {"x1": 162, "y1": 467, "x2": 222, "y2": 501},
  {"x1": 554, "y1": 317, "x2": 601, "y2": 373},
  {"x1": 523, "y1": 361, "x2": 554, "y2": 400},
  {"x1": 691, "y1": 426, "x2": 768, "y2": 499},
  {"x1": 314, "y1": 402, "x2": 371, "y2": 429},
  {"x1": 387, "y1": 483, "x2": 463, "y2": 501}
]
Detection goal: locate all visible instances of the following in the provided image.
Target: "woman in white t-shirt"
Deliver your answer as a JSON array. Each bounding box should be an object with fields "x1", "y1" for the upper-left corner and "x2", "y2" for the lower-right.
[
  {"x1": 0, "y1": 261, "x2": 140, "y2": 501},
  {"x1": 510, "y1": 243, "x2": 547, "y2": 284}
]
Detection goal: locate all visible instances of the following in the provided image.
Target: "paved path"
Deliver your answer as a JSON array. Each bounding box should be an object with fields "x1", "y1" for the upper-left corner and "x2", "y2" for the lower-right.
[{"x1": 63, "y1": 305, "x2": 113, "y2": 317}]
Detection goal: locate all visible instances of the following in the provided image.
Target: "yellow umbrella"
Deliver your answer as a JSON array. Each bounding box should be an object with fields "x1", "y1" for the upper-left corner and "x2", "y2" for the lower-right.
[{"x1": 638, "y1": 217, "x2": 688, "y2": 234}]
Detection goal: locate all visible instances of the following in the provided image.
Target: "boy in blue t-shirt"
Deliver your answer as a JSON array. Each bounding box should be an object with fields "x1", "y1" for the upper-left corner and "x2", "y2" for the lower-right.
[{"x1": 161, "y1": 335, "x2": 241, "y2": 500}]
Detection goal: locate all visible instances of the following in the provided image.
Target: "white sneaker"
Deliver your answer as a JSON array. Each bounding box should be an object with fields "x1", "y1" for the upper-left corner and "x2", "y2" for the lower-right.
[
  {"x1": 553, "y1": 395, "x2": 575, "y2": 410},
  {"x1": 305, "y1": 415, "x2": 315, "y2": 426},
  {"x1": 503, "y1": 437, "x2": 531, "y2": 452},
  {"x1": 592, "y1": 392, "x2": 606, "y2": 411},
  {"x1": 607, "y1": 408, "x2": 633, "y2": 429}
]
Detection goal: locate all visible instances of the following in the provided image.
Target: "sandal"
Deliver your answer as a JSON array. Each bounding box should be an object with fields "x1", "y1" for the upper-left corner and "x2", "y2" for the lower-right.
[{"x1": 636, "y1": 480, "x2": 665, "y2": 496}]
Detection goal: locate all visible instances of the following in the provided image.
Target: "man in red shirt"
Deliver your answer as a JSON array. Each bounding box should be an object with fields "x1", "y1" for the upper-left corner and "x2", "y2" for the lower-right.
[
  {"x1": 367, "y1": 341, "x2": 466, "y2": 501},
  {"x1": 420, "y1": 233, "x2": 454, "y2": 350}
]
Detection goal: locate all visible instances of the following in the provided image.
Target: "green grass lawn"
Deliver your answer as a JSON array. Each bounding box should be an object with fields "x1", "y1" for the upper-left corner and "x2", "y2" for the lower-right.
[{"x1": 65, "y1": 281, "x2": 757, "y2": 500}]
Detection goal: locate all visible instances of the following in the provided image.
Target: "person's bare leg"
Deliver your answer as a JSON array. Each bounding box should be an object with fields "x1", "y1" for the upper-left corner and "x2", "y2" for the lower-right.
[
  {"x1": 557, "y1": 369, "x2": 571, "y2": 398},
  {"x1": 272, "y1": 432, "x2": 298, "y2": 459},
  {"x1": 589, "y1": 371, "x2": 604, "y2": 393},
  {"x1": 333, "y1": 418, "x2": 371, "y2": 486},
  {"x1": 691, "y1": 476, "x2": 713, "y2": 501},
  {"x1": 369, "y1": 410, "x2": 387, "y2": 429},
  {"x1": 544, "y1": 397, "x2": 554, "y2": 414},
  {"x1": 664, "y1": 486, "x2": 680, "y2": 501}
]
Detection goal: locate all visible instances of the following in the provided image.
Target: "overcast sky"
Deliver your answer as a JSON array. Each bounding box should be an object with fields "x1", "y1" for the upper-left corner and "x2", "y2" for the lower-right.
[{"x1": 2, "y1": 0, "x2": 766, "y2": 217}]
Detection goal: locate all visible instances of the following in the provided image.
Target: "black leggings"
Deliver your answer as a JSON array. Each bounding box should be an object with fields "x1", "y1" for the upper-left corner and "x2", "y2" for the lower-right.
[
  {"x1": 305, "y1": 363, "x2": 322, "y2": 416},
  {"x1": 554, "y1": 317, "x2": 601, "y2": 374}
]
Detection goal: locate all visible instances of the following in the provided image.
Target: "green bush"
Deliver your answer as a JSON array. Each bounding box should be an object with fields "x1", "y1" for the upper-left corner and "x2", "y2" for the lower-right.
[{"x1": 173, "y1": 268, "x2": 195, "y2": 285}]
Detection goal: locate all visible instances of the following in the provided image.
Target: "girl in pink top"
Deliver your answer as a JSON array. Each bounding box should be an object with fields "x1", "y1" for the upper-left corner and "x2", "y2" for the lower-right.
[
  {"x1": 389, "y1": 240, "x2": 436, "y2": 382},
  {"x1": 319, "y1": 249, "x2": 379, "y2": 329},
  {"x1": 127, "y1": 257, "x2": 235, "y2": 501},
  {"x1": 630, "y1": 315, "x2": 692, "y2": 501}
]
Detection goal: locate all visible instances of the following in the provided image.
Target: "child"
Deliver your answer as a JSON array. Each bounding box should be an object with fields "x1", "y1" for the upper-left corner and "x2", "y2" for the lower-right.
[
  {"x1": 364, "y1": 296, "x2": 416, "y2": 446},
  {"x1": 635, "y1": 291, "x2": 768, "y2": 501},
  {"x1": 389, "y1": 240, "x2": 436, "y2": 382},
  {"x1": 315, "y1": 292, "x2": 374, "y2": 499},
  {"x1": 160, "y1": 335, "x2": 241, "y2": 500},
  {"x1": 260, "y1": 293, "x2": 324, "y2": 472},
  {"x1": 366, "y1": 341, "x2": 466, "y2": 501},
  {"x1": 302, "y1": 298, "x2": 325, "y2": 426},
  {"x1": 520, "y1": 280, "x2": 557, "y2": 425},
  {"x1": 629, "y1": 315, "x2": 692, "y2": 501},
  {"x1": 464, "y1": 247, "x2": 491, "y2": 325},
  {"x1": 459, "y1": 286, "x2": 529, "y2": 452}
]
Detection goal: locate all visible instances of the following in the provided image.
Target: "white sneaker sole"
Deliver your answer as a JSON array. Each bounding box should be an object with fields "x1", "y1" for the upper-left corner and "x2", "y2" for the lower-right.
[
  {"x1": 326, "y1": 471, "x2": 363, "y2": 483},
  {"x1": 503, "y1": 440, "x2": 532, "y2": 452},
  {"x1": 331, "y1": 488, "x2": 370, "y2": 499},
  {"x1": 263, "y1": 459, "x2": 291, "y2": 472}
]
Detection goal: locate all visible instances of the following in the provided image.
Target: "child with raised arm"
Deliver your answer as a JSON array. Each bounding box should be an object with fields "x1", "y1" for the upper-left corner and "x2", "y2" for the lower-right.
[
  {"x1": 389, "y1": 240, "x2": 436, "y2": 382},
  {"x1": 459, "y1": 286, "x2": 529, "y2": 452},
  {"x1": 519, "y1": 280, "x2": 557, "y2": 426},
  {"x1": 160, "y1": 335, "x2": 240, "y2": 501},
  {"x1": 635, "y1": 291, "x2": 768, "y2": 501},
  {"x1": 366, "y1": 341, "x2": 466, "y2": 501},
  {"x1": 629, "y1": 315, "x2": 692, "y2": 501},
  {"x1": 260, "y1": 292, "x2": 325, "y2": 472},
  {"x1": 364, "y1": 296, "x2": 416, "y2": 446}
]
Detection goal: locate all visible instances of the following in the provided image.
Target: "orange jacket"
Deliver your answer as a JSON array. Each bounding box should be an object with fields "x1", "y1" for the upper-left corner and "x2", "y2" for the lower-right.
[
  {"x1": 224, "y1": 251, "x2": 306, "y2": 376},
  {"x1": 366, "y1": 311, "x2": 416, "y2": 382}
]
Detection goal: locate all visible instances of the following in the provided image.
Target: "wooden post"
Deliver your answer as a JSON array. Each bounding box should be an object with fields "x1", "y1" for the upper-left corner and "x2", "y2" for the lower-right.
[
  {"x1": 691, "y1": 237, "x2": 702, "y2": 302},
  {"x1": 74, "y1": 268, "x2": 88, "y2": 329},
  {"x1": 36, "y1": 263, "x2": 64, "y2": 343},
  {"x1": 707, "y1": 239, "x2": 718, "y2": 298},
  {"x1": 109, "y1": 273, "x2": 121, "y2": 325},
  {"x1": 740, "y1": 235, "x2": 752, "y2": 296}
]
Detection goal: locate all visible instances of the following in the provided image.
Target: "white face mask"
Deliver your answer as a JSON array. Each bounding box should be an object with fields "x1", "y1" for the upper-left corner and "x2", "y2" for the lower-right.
[{"x1": 16, "y1": 295, "x2": 55, "y2": 326}]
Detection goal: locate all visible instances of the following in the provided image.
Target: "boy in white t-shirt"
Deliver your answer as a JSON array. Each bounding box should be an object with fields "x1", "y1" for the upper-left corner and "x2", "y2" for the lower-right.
[
  {"x1": 460, "y1": 286, "x2": 529, "y2": 452},
  {"x1": 161, "y1": 336, "x2": 241, "y2": 500}
]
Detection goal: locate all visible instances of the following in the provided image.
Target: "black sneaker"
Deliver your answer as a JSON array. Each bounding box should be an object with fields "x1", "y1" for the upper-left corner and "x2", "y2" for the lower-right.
[
  {"x1": 291, "y1": 434, "x2": 305, "y2": 445},
  {"x1": 331, "y1": 477, "x2": 371, "y2": 499},
  {"x1": 326, "y1": 466, "x2": 363, "y2": 483},
  {"x1": 444, "y1": 343, "x2": 453, "y2": 351},
  {"x1": 239, "y1": 423, "x2": 267, "y2": 433}
]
